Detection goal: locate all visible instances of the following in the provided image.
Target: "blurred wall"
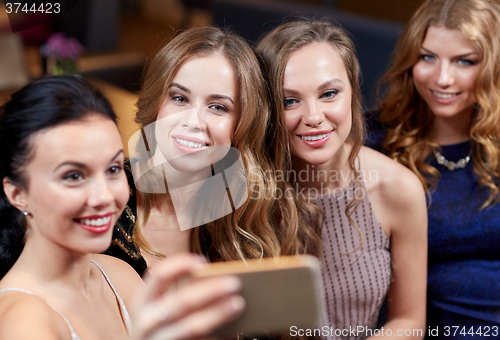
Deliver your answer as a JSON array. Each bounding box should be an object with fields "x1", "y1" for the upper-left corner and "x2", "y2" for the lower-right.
[
  {"x1": 279, "y1": 0, "x2": 426, "y2": 23},
  {"x1": 143, "y1": 0, "x2": 185, "y2": 27},
  {"x1": 337, "y1": 0, "x2": 425, "y2": 22}
]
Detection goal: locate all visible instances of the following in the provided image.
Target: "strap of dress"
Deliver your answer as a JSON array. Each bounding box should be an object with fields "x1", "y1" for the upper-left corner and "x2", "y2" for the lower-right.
[
  {"x1": 90, "y1": 260, "x2": 133, "y2": 334},
  {"x1": 0, "y1": 288, "x2": 80, "y2": 340}
]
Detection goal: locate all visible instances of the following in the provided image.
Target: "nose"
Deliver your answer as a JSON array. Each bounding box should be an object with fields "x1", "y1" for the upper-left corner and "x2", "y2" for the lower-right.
[
  {"x1": 181, "y1": 105, "x2": 203, "y2": 132},
  {"x1": 303, "y1": 101, "x2": 324, "y2": 127},
  {"x1": 436, "y1": 61, "x2": 454, "y2": 88},
  {"x1": 88, "y1": 176, "x2": 114, "y2": 208}
]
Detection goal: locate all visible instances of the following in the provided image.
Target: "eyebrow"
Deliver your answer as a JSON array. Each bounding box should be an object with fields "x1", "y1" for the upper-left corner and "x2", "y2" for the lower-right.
[
  {"x1": 169, "y1": 82, "x2": 234, "y2": 105},
  {"x1": 55, "y1": 150, "x2": 124, "y2": 171},
  {"x1": 284, "y1": 79, "x2": 344, "y2": 96},
  {"x1": 318, "y1": 79, "x2": 344, "y2": 92},
  {"x1": 168, "y1": 82, "x2": 190, "y2": 93},
  {"x1": 421, "y1": 47, "x2": 479, "y2": 58},
  {"x1": 208, "y1": 94, "x2": 235, "y2": 105}
]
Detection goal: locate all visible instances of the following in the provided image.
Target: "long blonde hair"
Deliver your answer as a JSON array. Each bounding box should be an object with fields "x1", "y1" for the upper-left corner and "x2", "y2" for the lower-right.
[
  {"x1": 134, "y1": 26, "x2": 321, "y2": 261},
  {"x1": 378, "y1": 0, "x2": 500, "y2": 208},
  {"x1": 256, "y1": 20, "x2": 365, "y2": 247}
]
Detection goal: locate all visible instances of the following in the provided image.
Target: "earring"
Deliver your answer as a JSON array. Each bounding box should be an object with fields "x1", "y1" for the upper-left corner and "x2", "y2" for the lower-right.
[{"x1": 23, "y1": 211, "x2": 28, "y2": 216}]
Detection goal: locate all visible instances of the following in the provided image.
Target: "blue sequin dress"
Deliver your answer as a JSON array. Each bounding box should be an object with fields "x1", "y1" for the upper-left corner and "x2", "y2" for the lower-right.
[{"x1": 366, "y1": 113, "x2": 500, "y2": 339}]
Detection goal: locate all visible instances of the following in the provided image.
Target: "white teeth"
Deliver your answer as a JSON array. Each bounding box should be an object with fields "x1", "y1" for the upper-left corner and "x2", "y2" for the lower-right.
[
  {"x1": 300, "y1": 133, "x2": 328, "y2": 141},
  {"x1": 175, "y1": 138, "x2": 204, "y2": 148},
  {"x1": 432, "y1": 91, "x2": 457, "y2": 99},
  {"x1": 78, "y1": 216, "x2": 111, "y2": 227}
]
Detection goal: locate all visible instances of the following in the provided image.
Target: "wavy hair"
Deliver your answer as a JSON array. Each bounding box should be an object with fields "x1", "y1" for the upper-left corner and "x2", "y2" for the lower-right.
[
  {"x1": 378, "y1": 0, "x2": 500, "y2": 208},
  {"x1": 256, "y1": 20, "x2": 365, "y2": 248},
  {"x1": 133, "y1": 26, "x2": 321, "y2": 261}
]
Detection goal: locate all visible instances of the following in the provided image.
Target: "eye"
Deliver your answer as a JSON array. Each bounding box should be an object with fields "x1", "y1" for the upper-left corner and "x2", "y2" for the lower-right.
[
  {"x1": 63, "y1": 171, "x2": 84, "y2": 182},
  {"x1": 419, "y1": 54, "x2": 435, "y2": 62},
  {"x1": 107, "y1": 165, "x2": 123, "y2": 176},
  {"x1": 172, "y1": 95, "x2": 188, "y2": 104},
  {"x1": 321, "y1": 90, "x2": 339, "y2": 100},
  {"x1": 209, "y1": 103, "x2": 229, "y2": 114},
  {"x1": 284, "y1": 97, "x2": 299, "y2": 108},
  {"x1": 457, "y1": 58, "x2": 477, "y2": 66}
]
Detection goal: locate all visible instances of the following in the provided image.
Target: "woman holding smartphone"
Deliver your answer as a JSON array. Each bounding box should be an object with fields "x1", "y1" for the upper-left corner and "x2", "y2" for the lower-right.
[{"x1": 0, "y1": 76, "x2": 244, "y2": 339}]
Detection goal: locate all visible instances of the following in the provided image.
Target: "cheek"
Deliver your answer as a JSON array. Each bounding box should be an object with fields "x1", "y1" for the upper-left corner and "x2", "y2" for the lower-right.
[
  {"x1": 412, "y1": 64, "x2": 427, "y2": 90},
  {"x1": 114, "y1": 176, "x2": 130, "y2": 210},
  {"x1": 284, "y1": 111, "x2": 300, "y2": 135},
  {"x1": 458, "y1": 70, "x2": 479, "y2": 91},
  {"x1": 30, "y1": 185, "x2": 83, "y2": 223},
  {"x1": 156, "y1": 109, "x2": 181, "y2": 131},
  {"x1": 212, "y1": 117, "x2": 237, "y2": 144}
]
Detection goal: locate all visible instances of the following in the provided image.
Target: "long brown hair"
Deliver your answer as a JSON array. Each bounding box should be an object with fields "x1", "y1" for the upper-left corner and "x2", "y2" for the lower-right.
[
  {"x1": 256, "y1": 20, "x2": 365, "y2": 247},
  {"x1": 378, "y1": 0, "x2": 500, "y2": 208},
  {"x1": 133, "y1": 26, "x2": 321, "y2": 261}
]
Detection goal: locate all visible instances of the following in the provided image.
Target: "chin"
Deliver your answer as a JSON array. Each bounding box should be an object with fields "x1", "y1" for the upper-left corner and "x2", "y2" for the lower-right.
[
  {"x1": 430, "y1": 107, "x2": 466, "y2": 118},
  {"x1": 294, "y1": 153, "x2": 332, "y2": 166},
  {"x1": 167, "y1": 156, "x2": 214, "y2": 173},
  {"x1": 87, "y1": 240, "x2": 113, "y2": 254}
]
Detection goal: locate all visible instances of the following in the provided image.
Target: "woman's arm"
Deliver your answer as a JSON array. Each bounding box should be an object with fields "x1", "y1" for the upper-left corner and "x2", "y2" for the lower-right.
[{"x1": 361, "y1": 147, "x2": 427, "y2": 339}]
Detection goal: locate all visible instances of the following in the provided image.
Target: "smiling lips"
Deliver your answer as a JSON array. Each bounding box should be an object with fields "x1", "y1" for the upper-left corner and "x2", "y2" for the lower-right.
[
  {"x1": 297, "y1": 131, "x2": 332, "y2": 147},
  {"x1": 75, "y1": 213, "x2": 113, "y2": 234},
  {"x1": 430, "y1": 90, "x2": 461, "y2": 102},
  {"x1": 173, "y1": 136, "x2": 209, "y2": 154}
]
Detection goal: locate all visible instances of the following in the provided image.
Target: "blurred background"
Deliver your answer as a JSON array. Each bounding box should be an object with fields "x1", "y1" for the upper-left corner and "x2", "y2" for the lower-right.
[{"x1": 0, "y1": 0, "x2": 425, "y2": 154}]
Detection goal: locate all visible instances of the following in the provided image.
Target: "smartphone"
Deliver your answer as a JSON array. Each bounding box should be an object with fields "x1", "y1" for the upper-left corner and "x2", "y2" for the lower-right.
[{"x1": 192, "y1": 255, "x2": 324, "y2": 337}]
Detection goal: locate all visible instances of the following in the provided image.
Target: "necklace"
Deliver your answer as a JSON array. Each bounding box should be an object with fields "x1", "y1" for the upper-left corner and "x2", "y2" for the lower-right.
[{"x1": 433, "y1": 149, "x2": 471, "y2": 171}]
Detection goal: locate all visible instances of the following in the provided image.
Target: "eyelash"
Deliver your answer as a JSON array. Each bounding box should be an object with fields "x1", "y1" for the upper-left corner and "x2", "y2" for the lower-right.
[
  {"x1": 63, "y1": 172, "x2": 83, "y2": 182},
  {"x1": 171, "y1": 94, "x2": 229, "y2": 114},
  {"x1": 420, "y1": 54, "x2": 435, "y2": 62},
  {"x1": 209, "y1": 103, "x2": 229, "y2": 114},
  {"x1": 458, "y1": 59, "x2": 476, "y2": 66},
  {"x1": 108, "y1": 165, "x2": 123, "y2": 176},
  {"x1": 321, "y1": 90, "x2": 339, "y2": 99},
  {"x1": 172, "y1": 95, "x2": 188, "y2": 104},
  {"x1": 420, "y1": 53, "x2": 477, "y2": 66},
  {"x1": 284, "y1": 98, "x2": 298, "y2": 108},
  {"x1": 62, "y1": 165, "x2": 122, "y2": 183}
]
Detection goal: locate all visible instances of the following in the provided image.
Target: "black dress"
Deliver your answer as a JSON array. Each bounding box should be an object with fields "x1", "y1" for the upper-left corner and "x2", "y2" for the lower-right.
[{"x1": 104, "y1": 161, "x2": 147, "y2": 277}]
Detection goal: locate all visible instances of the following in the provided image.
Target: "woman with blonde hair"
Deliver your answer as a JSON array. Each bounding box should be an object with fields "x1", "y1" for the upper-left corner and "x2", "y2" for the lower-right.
[
  {"x1": 107, "y1": 26, "x2": 321, "y2": 273},
  {"x1": 368, "y1": 0, "x2": 500, "y2": 336},
  {"x1": 257, "y1": 20, "x2": 427, "y2": 339}
]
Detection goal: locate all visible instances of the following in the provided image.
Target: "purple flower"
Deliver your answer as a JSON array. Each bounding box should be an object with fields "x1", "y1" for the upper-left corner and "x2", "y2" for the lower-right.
[{"x1": 41, "y1": 33, "x2": 84, "y2": 60}]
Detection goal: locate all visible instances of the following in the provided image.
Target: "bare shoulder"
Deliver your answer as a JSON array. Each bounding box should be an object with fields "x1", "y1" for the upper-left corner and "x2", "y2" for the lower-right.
[
  {"x1": 0, "y1": 291, "x2": 63, "y2": 339},
  {"x1": 359, "y1": 146, "x2": 425, "y2": 206},
  {"x1": 358, "y1": 146, "x2": 426, "y2": 236},
  {"x1": 91, "y1": 254, "x2": 145, "y2": 306}
]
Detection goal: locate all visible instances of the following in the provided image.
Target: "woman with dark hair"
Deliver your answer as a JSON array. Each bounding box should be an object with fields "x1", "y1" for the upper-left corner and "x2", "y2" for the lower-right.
[
  {"x1": 0, "y1": 75, "x2": 244, "y2": 339},
  {"x1": 257, "y1": 21, "x2": 427, "y2": 339},
  {"x1": 368, "y1": 0, "x2": 500, "y2": 336}
]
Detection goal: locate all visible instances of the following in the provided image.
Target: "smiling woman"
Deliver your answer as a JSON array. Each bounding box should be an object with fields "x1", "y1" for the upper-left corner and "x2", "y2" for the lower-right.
[
  {"x1": 257, "y1": 20, "x2": 427, "y2": 339},
  {"x1": 118, "y1": 26, "x2": 322, "y2": 271},
  {"x1": 0, "y1": 76, "x2": 246, "y2": 340},
  {"x1": 369, "y1": 0, "x2": 500, "y2": 337}
]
